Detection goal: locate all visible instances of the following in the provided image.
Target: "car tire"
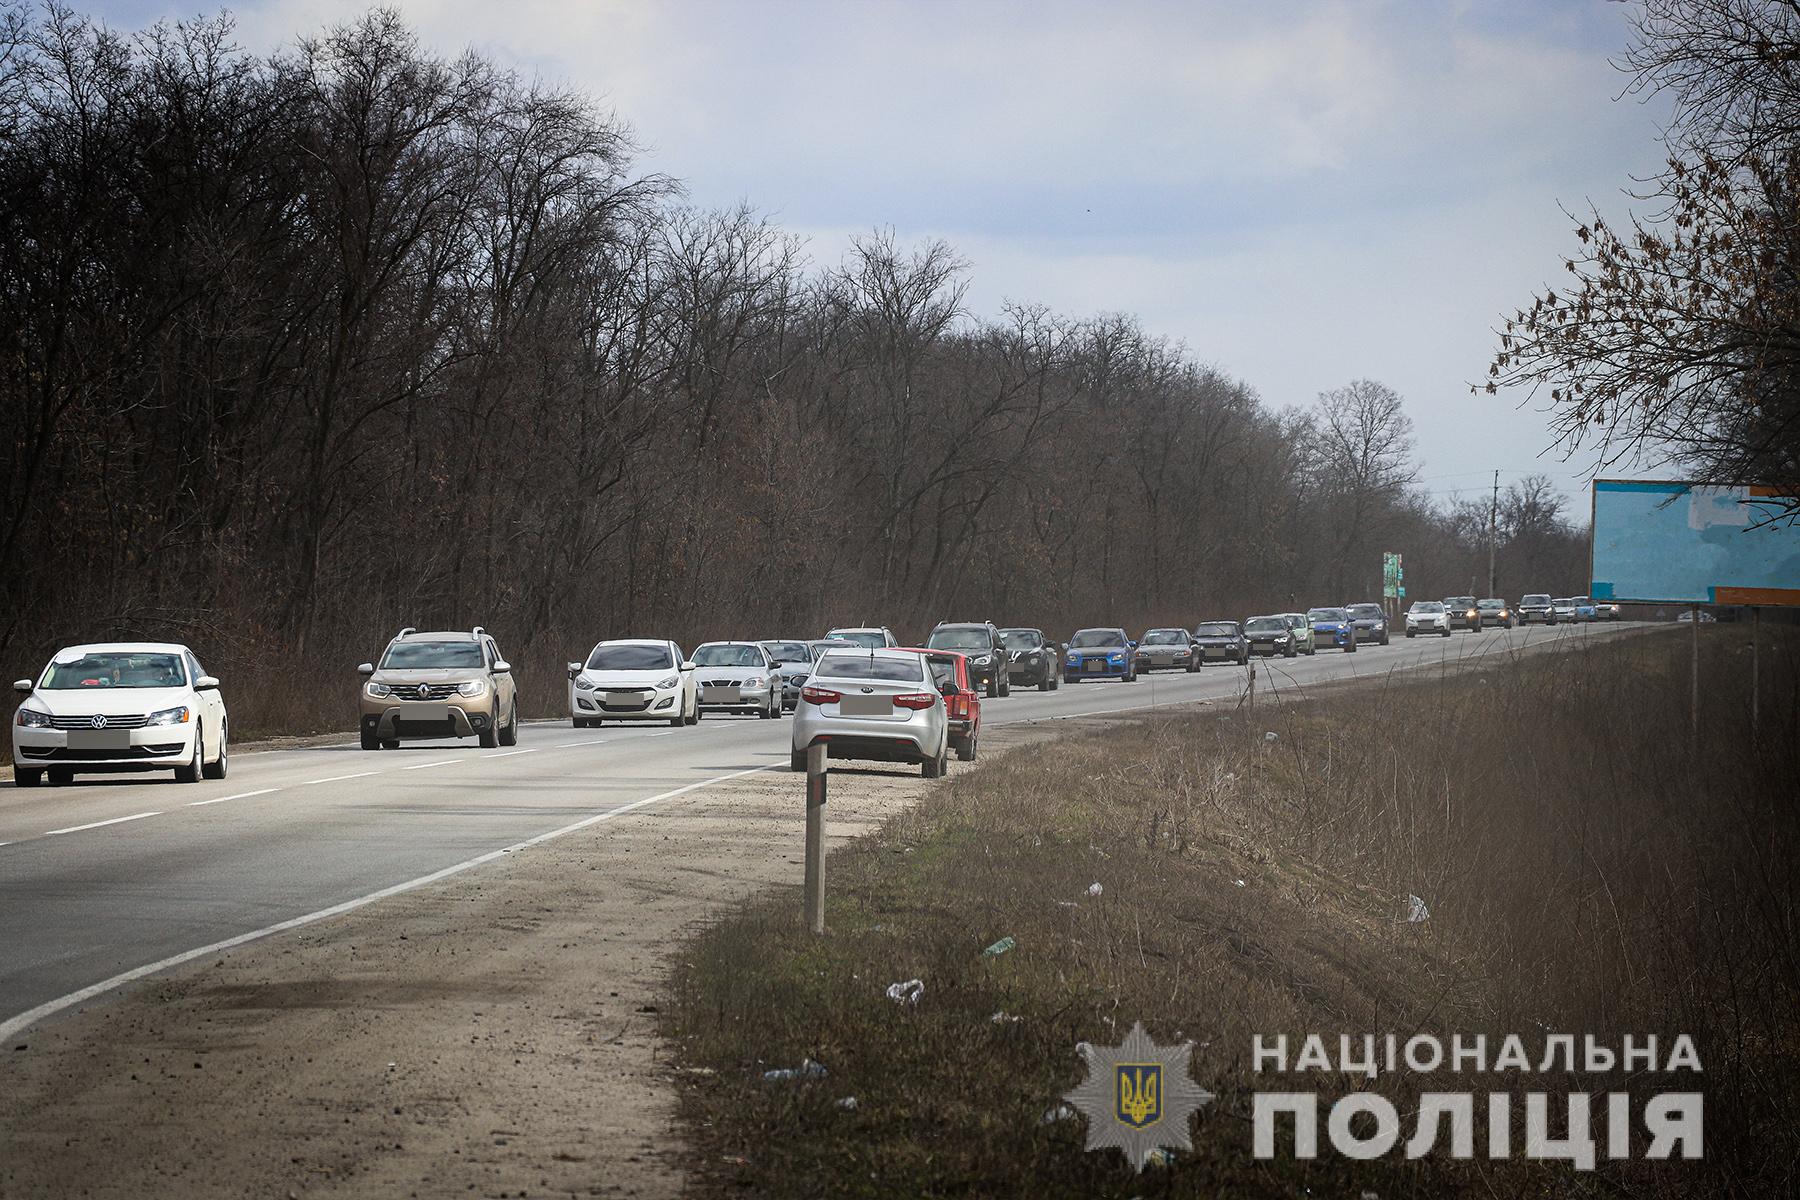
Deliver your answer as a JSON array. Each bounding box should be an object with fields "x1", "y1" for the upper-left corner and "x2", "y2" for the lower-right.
[
  {"x1": 1441, "y1": 628, "x2": 1451, "y2": 638},
  {"x1": 1345, "y1": 641, "x2": 1357, "y2": 653},
  {"x1": 999, "y1": 673, "x2": 1010, "y2": 697},
  {"x1": 1406, "y1": 631, "x2": 1414, "y2": 638},
  {"x1": 1380, "y1": 633, "x2": 1389, "y2": 645},
  {"x1": 1186, "y1": 657, "x2": 1198, "y2": 672},
  {"x1": 922, "y1": 743, "x2": 947, "y2": 778},
  {"x1": 572, "y1": 717, "x2": 588, "y2": 729},
  {"x1": 14, "y1": 768, "x2": 43, "y2": 787},
  {"x1": 498, "y1": 703, "x2": 519, "y2": 746},
  {"x1": 479, "y1": 714, "x2": 501, "y2": 747},
  {"x1": 361, "y1": 725, "x2": 380, "y2": 750},
  {"x1": 1050, "y1": 671, "x2": 1060, "y2": 690},
  {"x1": 956, "y1": 732, "x2": 978, "y2": 762},
  {"x1": 203, "y1": 720, "x2": 229, "y2": 779},
  {"x1": 1306, "y1": 644, "x2": 1316, "y2": 656},
  {"x1": 1038, "y1": 673, "x2": 1052, "y2": 692},
  {"x1": 985, "y1": 672, "x2": 999, "y2": 699},
  {"x1": 382, "y1": 739, "x2": 400, "y2": 749},
  {"x1": 48, "y1": 767, "x2": 73, "y2": 785},
  {"x1": 175, "y1": 731, "x2": 203, "y2": 783},
  {"x1": 790, "y1": 750, "x2": 807, "y2": 772}
]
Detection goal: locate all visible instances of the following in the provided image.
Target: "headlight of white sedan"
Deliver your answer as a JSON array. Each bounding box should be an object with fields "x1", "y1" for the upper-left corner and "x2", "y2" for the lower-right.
[
  {"x1": 573, "y1": 676, "x2": 597, "y2": 691},
  {"x1": 14, "y1": 706, "x2": 52, "y2": 728},
  {"x1": 744, "y1": 676, "x2": 766, "y2": 689},
  {"x1": 146, "y1": 705, "x2": 192, "y2": 726},
  {"x1": 656, "y1": 675, "x2": 680, "y2": 690}
]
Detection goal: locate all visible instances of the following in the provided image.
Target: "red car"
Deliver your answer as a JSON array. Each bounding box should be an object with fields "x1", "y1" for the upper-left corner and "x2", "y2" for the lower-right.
[{"x1": 898, "y1": 647, "x2": 982, "y2": 761}]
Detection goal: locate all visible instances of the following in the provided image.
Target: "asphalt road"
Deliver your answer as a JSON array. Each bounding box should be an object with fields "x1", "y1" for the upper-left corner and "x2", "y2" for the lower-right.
[{"x1": 0, "y1": 621, "x2": 1636, "y2": 1038}]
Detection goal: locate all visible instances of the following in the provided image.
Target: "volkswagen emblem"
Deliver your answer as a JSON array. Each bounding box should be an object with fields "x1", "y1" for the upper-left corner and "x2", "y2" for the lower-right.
[
  {"x1": 90, "y1": 714, "x2": 107, "y2": 729},
  {"x1": 416, "y1": 684, "x2": 431, "y2": 700}
]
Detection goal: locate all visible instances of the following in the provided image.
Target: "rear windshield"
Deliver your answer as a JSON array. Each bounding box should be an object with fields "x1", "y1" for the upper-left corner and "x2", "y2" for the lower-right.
[
  {"x1": 814, "y1": 653, "x2": 925, "y2": 682},
  {"x1": 998, "y1": 629, "x2": 1043, "y2": 649},
  {"x1": 1195, "y1": 623, "x2": 1238, "y2": 636},
  {"x1": 1069, "y1": 629, "x2": 1126, "y2": 648},
  {"x1": 381, "y1": 641, "x2": 484, "y2": 669},
  {"x1": 826, "y1": 629, "x2": 886, "y2": 648},
  {"x1": 586, "y1": 644, "x2": 673, "y2": 671},
  {"x1": 694, "y1": 644, "x2": 763, "y2": 668},
  {"x1": 927, "y1": 627, "x2": 991, "y2": 651},
  {"x1": 42, "y1": 652, "x2": 187, "y2": 689}
]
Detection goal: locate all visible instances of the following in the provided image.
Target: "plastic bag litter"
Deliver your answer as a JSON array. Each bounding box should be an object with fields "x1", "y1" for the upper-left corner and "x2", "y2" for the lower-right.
[
  {"x1": 836, "y1": 1096, "x2": 858, "y2": 1111},
  {"x1": 1406, "y1": 894, "x2": 1431, "y2": 923},
  {"x1": 1086, "y1": 882, "x2": 1103, "y2": 897},
  {"x1": 885, "y1": 978, "x2": 924, "y2": 1004},
  {"x1": 1234, "y1": 879, "x2": 1246, "y2": 887},
  {"x1": 982, "y1": 936, "x2": 1016, "y2": 957},
  {"x1": 990, "y1": 1010, "x2": 1023, "y2": 1024},
  {"x1": 1039, "y1": 1102, "x2": 1078, "y2": 1124},
  {"x1": 762, "y1": 1058, "x2": 828, "y2": 1082},
  {"x1": 1264, "y1": 731, "x2": 1279, "y2": 742}
]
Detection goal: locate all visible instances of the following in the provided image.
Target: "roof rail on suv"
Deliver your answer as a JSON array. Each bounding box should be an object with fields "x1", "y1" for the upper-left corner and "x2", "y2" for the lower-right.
[
  {"x1": 396, "y1": 626, "x2": 417, "y2": 639},
  {"x1": 471, "y1": 626, "x2": 486, "y2": 639}
]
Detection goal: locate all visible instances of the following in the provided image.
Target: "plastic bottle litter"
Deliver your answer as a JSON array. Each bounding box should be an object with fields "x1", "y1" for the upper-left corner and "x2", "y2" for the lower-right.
[
  {"x1": 981, "y1": 936, "x2": 1017, "y2": 957},
  {"x1": 884, "y1": 978, "x2": 924, "y2": 1005},
  {"x1": 1406, "y1": 894, "x2": 1431, "y2": 923},
  {"x1": 1086, "y1": 882, "x2": 1103, "y2": 897},
  {"x1": 762, "y1": 1058, "x2": 828, "y2": 1082}
]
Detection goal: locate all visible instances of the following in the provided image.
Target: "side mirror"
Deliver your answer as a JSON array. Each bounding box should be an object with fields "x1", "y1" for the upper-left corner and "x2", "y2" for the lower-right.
[
  {"x1": 567, "y1": 661, "x2": 582, "y2": 680},
  {"x1": 1127, "y1": 640, "x2": 1138, "y2": 649},
  {"x1": 680, "y1": 661, "x2": 696, "y2": 671},
  {"x1": 357, "y1": 662, "x2": 375, "y2": 677},
  {"x1": 12, "y1": 678, "x2": 32, "y2": 694},
  {"x1": 194, "y1": 675, "x2": 220, "y2": 691},
  {"x1": 492, "y1": 660, "x2": 511, "y2": 674}
]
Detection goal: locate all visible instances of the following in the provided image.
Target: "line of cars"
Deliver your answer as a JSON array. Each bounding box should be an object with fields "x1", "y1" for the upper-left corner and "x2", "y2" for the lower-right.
[{"x1": 1404, "y1": 593, "x2": 1618, "y2": 636}]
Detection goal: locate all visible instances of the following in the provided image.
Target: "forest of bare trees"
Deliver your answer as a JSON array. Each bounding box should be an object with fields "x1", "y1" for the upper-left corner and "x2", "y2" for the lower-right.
[{"x1": 0, "y1": 6, "x2": 1588, "y2": 729}]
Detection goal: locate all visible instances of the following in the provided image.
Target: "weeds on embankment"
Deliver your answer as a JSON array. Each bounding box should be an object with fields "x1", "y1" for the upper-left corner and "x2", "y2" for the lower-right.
[{"x1": 668, "y1": 627, "x2": 1799, "y2": 1197}]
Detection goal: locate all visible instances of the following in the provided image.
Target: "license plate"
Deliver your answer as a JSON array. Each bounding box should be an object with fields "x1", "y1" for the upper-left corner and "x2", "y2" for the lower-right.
[
  {"x1": 1086, "y1": 660, "x2": 1103, "y2": 673},
  {"x1": 839, "y1": 695, "x2": 892, "y2": 717},
  {"x1": 603, "y1": 692, "x2": 645, "y2": 706},
  {"x1": 703, "y1": 686, "x2": 741, "y2": 703},
  {"x1": 67, "y1": 729, "x2": 130, "y2": 751}
]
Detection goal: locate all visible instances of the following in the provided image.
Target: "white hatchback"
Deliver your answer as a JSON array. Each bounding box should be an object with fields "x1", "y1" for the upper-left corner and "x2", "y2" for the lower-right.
[
  {"x1": 12, "y1": 642, "x2": 229, "y2": 786},
  {"x1": 567, "y1": 639, "x2": 697, "y2": 727}
]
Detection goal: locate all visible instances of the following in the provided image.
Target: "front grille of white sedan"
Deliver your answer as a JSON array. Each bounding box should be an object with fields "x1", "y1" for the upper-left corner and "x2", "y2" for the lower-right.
[{"x1": 48, "y1": 713, "x2": 149, "y2": 729}]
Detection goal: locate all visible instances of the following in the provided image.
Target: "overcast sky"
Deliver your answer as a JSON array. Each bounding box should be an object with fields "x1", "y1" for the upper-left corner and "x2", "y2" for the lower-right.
[{"x1": 94, "y1": 0, "x2": 1675, "y2": 511}]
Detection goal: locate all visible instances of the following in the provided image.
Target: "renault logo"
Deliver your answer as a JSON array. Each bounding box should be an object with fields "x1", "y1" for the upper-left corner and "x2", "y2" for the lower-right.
[
  {"x1": 90, "y1": 714, "x2": 107, "y2": 729},
  {"x1": 416, "y1": 684, "x2": 431, "y2": 699}
]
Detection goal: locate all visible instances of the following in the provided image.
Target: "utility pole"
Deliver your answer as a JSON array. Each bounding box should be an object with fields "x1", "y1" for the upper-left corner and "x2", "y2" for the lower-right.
[{"x1": 1487, "y1": 469, "x2": 1499, "y2": 598}]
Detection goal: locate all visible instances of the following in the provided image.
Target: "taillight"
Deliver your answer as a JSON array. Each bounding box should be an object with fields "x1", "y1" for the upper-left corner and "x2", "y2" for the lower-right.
[
  {"x1": 801, "y1": 685, "x2": 841, "y2": 705},
  {"x1": 893, "y1": 692, "x2": 936, "y2": 710}
]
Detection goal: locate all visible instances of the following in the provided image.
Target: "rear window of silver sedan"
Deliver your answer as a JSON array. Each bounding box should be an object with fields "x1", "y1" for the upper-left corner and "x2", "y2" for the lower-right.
[{"x1": 813, "y1": 653, "x2": 925, "y2": 682}]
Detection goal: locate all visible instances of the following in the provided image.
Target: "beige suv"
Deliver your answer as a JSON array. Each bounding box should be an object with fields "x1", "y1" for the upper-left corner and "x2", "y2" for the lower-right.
[{"x1": 357, "y1": 627, "x2": 520, "y2": 750}]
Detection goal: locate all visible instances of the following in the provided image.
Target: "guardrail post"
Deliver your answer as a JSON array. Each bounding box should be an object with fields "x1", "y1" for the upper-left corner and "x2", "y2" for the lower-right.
[
  {"x1": 803, "y1": 742, "x2": 827, "y2": 934},
  {"x1": 1690, "y1": 604, "x2": 1700, "y2": 753}
]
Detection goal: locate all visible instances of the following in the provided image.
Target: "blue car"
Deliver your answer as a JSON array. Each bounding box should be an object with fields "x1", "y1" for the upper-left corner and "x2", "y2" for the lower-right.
[
  {"x1": 1306, "y1": 607, "x2": 1359, "y2": 653},
  {"x1": 1063, "y1": 627, "x2": 1137, "y2": 682},
  {"x1": 1343, "y1": 602, "x2": 1389, "y2": 645}
]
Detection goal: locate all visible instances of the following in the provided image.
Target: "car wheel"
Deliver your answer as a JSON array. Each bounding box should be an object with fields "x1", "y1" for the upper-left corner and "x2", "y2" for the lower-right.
[
  {"x1": 667, "y1": 710, "x2": 684, "y2": 728},
  {"x1": 48, "y1": 767, "x2": 73, "y2": 785},
  {"x1": 1405, "y1": 631, "x2": 1414, "y2": 638},
  {"x1": 1050, "y1": 671, "x2": 1060, "y2": 690},
  {"x1": 1306, "y1": 644, "x2": 1316, "y2": 656},
  {"x1": 1380, "y1": 633, "x2": 1389, "y2": 645},
  {"x1": 572, "y1": 717, "x2": 589, "y2": 729},
  {"x1": 790, "y1": 749, "x2": 807, "y2": 772},
  {"x1": 985, "y1": 672, "x2": 999, "y2": 699},
  {"x1": 498, "y1": 702, "x2": 519, "y2": 746},
  {"x1": 175, "y1": 730, "x2": 203, "y2": 783},
  {"x1": 203, "y1": 719, "x2": 229, "y2": 779},
  {"x1": 14, "y1": 768, "x2": 43, "y2": 787},
  {"x1": 1441, "y1": 628, "x2": 1451, "y2": 638},
  {"x1": 479, "y1": 714, "x2": 501, "y2": 747},
  {"x1": 999, "y1": 673, "x2": 1010, "y2": 697},
  {"x1": 361, "y1": 724, "x2": 381, "y2": 750},
  {"x1": 1345, "y1": 640, "x2": 1357, "y2": 653},
  {"x1": 1186, "y1": 657, "x2": 1198, "y2": 672},
  {"x1": 922, "y1": 743, "x2": 947, "y2": 778},
  {"x1": 1038, "y1": 673, "x2": 1052, "y2": 691},
  {"x1": 956, "y1": 731, "x2": 978, "y2": 762},
  {"x1": 382, "y1": 739, "x2": 400, "y2": 749}
]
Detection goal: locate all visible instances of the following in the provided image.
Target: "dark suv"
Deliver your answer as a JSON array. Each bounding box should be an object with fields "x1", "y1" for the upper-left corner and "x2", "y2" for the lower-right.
[
  {"x1": 925, "y1": 622, "x2": 1010, "y2": 697},
  {"x1": 998, "y1": 627, "x2": 1060, "y2": 691}
]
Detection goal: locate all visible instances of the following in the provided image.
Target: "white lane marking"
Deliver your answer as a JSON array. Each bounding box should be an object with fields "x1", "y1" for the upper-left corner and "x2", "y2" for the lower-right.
[
  {"x1": 44, "y1": 811, "x2": 161, "y2": 837},
  {"x1": 555, "y1": 739, "x2": 608, "y2": 748},
  {"x1": 187, "y1": 788, "x2": 277, "y2": 808},
  {"x1": 299, "y1": 771, "x2": 380, "y2": 786},
  {"x1": 401, "y1": 758, "x2": 459, "y2": 771},
  {"x1": 0, "y1": 763, "x2": 775, "y2": 1044},
  {"x1": 480, "y1": 748, "x2": 539, "y2": 759}
]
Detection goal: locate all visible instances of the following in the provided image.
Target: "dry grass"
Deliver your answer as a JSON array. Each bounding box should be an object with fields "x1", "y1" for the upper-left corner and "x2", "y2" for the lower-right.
[{"x1": 667, "y1": 627, "x2": 1799, "y2": 1197}]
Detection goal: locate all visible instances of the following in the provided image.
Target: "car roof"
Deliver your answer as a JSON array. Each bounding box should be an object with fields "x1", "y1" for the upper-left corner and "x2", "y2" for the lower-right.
[
  {"x1": 400, "y1": 630, "x2": 482, "y2": 642},
  {"x1": 997, "y1": 627, "x2": 1041, "y2": 633},
  {"x1": 51, "y1": 641, "x2": 192, "y2": 656},
  {"x1": 591, "y1": 638, "x2": 673, "y2": 648},
  {"x1": 697, "y1": 640, "x2": 760, "y2": 647},
  {"x1": 826, "y1": 626, "x2": 887, "y2": 633},
  {"x1": 933, "y1": 621, "x2": 989, "y2": 629}
]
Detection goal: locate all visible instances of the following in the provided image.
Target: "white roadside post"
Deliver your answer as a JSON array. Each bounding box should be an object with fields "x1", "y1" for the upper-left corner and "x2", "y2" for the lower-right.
[{"x1": 803, "y1": 742, "x2": 827, "y2": 934}]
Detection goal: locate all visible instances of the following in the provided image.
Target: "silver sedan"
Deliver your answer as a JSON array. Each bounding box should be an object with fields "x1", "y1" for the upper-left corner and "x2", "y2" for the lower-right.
[
  {"x1": 790, "y1": 648, "x2": 950, "y2": 777},
  {"x1": 691, "y1": 642, "x2": 781, "y2": 718}
]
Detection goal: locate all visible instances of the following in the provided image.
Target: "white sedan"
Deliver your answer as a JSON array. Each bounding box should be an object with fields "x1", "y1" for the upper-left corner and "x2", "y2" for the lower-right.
[
  {"x1": 11, "y1": 642, "x2": 229, "y2": 786},
  {"x1": 1404, "y1": 602, "x2": 1452, "y2": 637},
  {"x1": 567, "y1": 639, "x2": 697, "y2": 727}
]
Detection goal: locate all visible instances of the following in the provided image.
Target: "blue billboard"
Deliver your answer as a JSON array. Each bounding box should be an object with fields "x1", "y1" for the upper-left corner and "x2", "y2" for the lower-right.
[{"x1": 1591, "y1": 480, "x2": 1800, "y2": 606}]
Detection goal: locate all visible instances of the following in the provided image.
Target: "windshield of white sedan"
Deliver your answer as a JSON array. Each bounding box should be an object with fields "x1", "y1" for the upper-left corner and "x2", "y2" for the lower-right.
[
  {"x1": 1143, "y1": 630, "x2": 1186, "y2": 644},
  {"x1": 586, "y1": 645, "x2": 673, "y2": 671},
  {"x1": 1069, "y1": 630, "x2": 1125, "y2": 648},
  {"x1": 1412, "y1": 602, "x2": 1446, "y2": 613},
  {"x1": 694, "y1": 644, "x2": 763, "y2": 667},
  {"x1": 927, "y1": 628, "x2": 990, "y2": 650},
  {"x1": 380, "y1": 642, "x2": 484, "y2": 669},
  {"x1": 814, "y1": 653, "x2": 925, "y2": 682},
  {"x1": 42, "y1": 652, "x2": 186, "y2": 689},
  {"x1": 998, "y1": 629, "x2": 1042, "y2": 649}
]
